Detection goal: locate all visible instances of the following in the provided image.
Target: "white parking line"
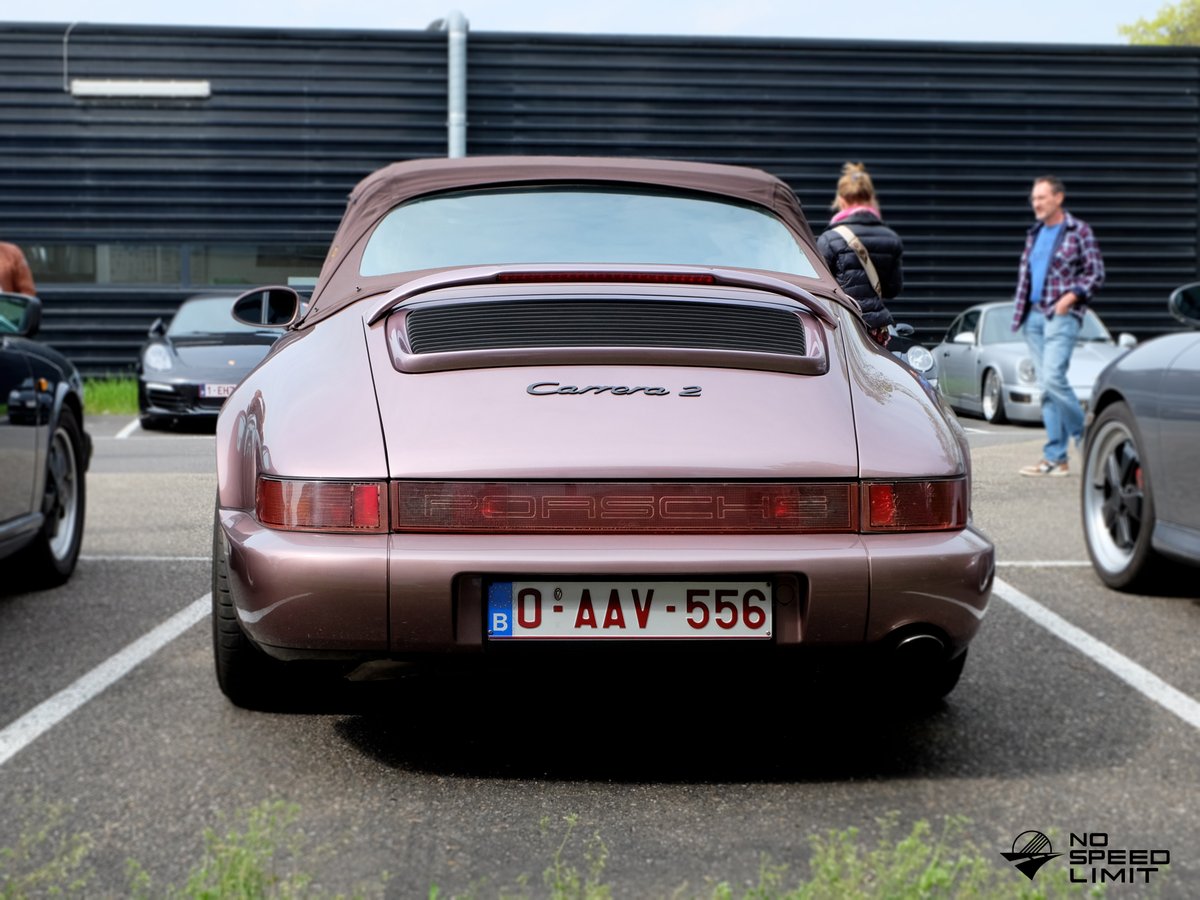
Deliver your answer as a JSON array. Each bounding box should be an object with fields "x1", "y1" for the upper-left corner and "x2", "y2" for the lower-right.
[
  {"x1": 114, "y1": 418, "x2": 140, "y2": 439},
  {"x1": 3, "y1": 577, "x2": 1195, "y2": 768},
  {"x1": 993, "y1": 577, "x2": 1200, "y2": 730},
  {"x1": 81, "y1": 555, "x2": 209, "y2": 562},
  {"x1": 997, "y1": 560, "x2": 1092, "y2": 568},
  {"x1": 0, "y1": 594, "x2": 210, "y2": 768}
]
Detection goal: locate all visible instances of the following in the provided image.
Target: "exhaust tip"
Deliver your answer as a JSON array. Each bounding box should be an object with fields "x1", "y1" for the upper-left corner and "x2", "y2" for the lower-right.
[{"x1": 894, "y1": 632, "x2": 945, "y2": 666}]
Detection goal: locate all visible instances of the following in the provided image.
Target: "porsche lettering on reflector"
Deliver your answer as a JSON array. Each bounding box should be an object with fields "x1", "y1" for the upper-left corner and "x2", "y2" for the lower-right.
[
  {"x1": 486, "y1": 580, "x2": 772, "y2": 639},
  {"x1": 393, "y1": 482, "x2": 856, "y2": 534}
]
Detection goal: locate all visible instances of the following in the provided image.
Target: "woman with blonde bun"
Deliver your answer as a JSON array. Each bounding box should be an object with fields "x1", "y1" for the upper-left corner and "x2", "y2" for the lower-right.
[{"x1": 816, "y1": 162, "x2": 903, "y2": 346}]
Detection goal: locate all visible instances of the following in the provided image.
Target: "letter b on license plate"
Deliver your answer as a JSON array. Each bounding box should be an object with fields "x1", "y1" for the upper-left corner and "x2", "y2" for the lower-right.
[{"x1": 486, "y1": 580, "x2": 772, "y2": 639}]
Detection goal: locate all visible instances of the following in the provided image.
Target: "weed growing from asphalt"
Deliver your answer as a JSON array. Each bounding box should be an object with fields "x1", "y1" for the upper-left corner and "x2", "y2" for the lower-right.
[
  {"x1": 1, "y1": 802, "x2": 1124, "y2": 898},
  {"x1": 0, "y1": 800, "x2": 93, "y2": 898},
  {"x1": 539, "y1": 813, "x2": 611, "y2": 899},
  {"x1": 704, "y1": 815, "x2": 1107, "y2": 899},
  {"x1": 127, "y1": 801, "x2": 317, "y2": 899}
]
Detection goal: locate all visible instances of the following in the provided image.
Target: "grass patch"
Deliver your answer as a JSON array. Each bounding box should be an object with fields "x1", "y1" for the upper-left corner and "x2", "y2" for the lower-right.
[
  {"x1": 1, "y1": 803, "x2": 1132, "y2": 899},
  {"x1": 707, "y1": 815, "x2": 1108, "y2": 899},
  {"x1": 0, "y1": 800, "x2": 93, "y2": 898},
  {"x1": 127, "y1": 802, "x2": 323, "y2": 899},
  {"x1": 84, "y1": 376, "x2": 138, "y2": 415}
]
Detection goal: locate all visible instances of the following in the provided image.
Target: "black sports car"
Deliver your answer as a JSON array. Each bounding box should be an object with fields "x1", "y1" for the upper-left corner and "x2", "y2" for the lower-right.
[
  {"x1": 137, "y1": 294, "x2": 279, "y2": 429},
  {"x1": 0, "y1": 291, "x2": 91, "y2": 588}
]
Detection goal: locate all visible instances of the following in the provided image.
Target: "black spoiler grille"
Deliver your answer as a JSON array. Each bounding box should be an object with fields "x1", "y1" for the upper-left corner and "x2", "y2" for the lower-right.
[{"x1": 405, "y1": 299, "x2": 806, "y2": 356}]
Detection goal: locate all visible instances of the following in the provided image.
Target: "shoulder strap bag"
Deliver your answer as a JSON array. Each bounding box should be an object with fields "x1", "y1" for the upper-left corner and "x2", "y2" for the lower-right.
[{"x1": 832, "y1": 224, "x2": 884, "y2": 297}]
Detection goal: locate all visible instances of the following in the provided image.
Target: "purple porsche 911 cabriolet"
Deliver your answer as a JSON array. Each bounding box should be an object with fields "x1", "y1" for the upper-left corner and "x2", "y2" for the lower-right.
[{"x1": 212, "y1": 156, "x2": 995, "y2": 710}]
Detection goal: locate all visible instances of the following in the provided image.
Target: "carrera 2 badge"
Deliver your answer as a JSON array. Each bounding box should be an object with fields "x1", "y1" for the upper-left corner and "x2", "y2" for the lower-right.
[{"x1": 527, "y1": 381, "x2": 702, "y2": 397}]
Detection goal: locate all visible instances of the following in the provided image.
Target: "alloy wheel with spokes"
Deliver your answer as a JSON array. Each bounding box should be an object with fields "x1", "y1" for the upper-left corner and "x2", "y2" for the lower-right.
[
  {"x1": 1081, "y1": 402, "x2": 1158, "y2": 590},
  {"x1": 981, "y1": 369, "x2": 1007, "y2": 423},
  {"x1": 44, "y1": 424, "x2": 81, "y2": 562},
  {"x1": 18, "y1": 407, "x2": 86, "y2": 587}
]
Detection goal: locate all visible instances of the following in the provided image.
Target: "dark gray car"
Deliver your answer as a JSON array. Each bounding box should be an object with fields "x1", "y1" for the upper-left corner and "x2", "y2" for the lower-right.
[
  {"x1": 137, "y1": 294, "x2": 278, "y2": 429},
  {"x1": 0, "y1": 292, "x2": 91, "y2": 588},
  {"x1": 1081, "y1": 284, "x2": 1200, "y2": 590}
]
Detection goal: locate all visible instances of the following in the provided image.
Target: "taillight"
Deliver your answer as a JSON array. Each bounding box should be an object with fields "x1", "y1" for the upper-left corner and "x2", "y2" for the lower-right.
[
  {"x1": 863, "y1": 480, "x2": 966, "y2": 532},
  {"x1": 256, "y1": 477, "x2": 386, "y2": 532},
  {"x1": 391, "y1": 481, "x2": 857, "y2": 534},
  {"x1": 253, "y1": 477, "x2": 966, "y2": 535}
]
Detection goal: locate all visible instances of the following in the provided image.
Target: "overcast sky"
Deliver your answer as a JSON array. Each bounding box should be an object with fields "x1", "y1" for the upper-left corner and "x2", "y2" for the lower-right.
[{"x1": 2, "y1": 0, "x2": 1172, "y2": 44}]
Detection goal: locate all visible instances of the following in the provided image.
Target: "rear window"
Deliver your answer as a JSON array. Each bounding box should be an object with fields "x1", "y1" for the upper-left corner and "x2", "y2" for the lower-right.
[{"x1": 359, "y1": 187, "x2": 819, "y2": 278}]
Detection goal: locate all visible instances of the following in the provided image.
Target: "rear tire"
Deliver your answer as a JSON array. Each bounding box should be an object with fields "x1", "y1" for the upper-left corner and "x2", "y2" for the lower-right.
[
  {"x1": 1081, "y1": 402, "x2": 1165, "y2": 591},
  {"x1": 885, "y1": 645, "x2": 968, "y2": 710},
  {"x1": 19, "y1": 407, "x2": 86, "y2": 588},
  {"x1": 981, "y1": 369, "x2": 1008, "y2": 424},
  {"x1": 212, "y1": 511, "x2": 291, "y2": 709},
  {"x1": 921, "y1": 649, "x2": 967, "y2": 702}
]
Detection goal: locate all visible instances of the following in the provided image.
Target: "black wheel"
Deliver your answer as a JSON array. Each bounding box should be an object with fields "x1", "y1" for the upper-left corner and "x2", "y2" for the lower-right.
[
  {"x1": 902, "y1": 648, "x2": 967, "y2": 707},
  {"x1": 880, "y1": 639, "x2": 968, "y2": 710},
  {"x1": 18, "y1": 407, "x2": 86, "y2": 588},
  {"x1": 212, "y1": 510, "x2": 291, "y2": 709},
  {"x1": 1081, "y1": 402, "x2": 1163, "y2": 591},
  {"x1": 923, "y1": 648, "x2": 967, "y2": 701},
  {"x1": 981, "y1": 369, "x2": 1008, "y2": 424}
]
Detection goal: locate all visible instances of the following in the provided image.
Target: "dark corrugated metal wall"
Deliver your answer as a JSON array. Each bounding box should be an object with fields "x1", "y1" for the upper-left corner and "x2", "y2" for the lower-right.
[
  {"x1": 1, "y1": 22, "x2": 1197, "y2": 373},
  {"x1": 467, "y1": 34, "x2": 1200, "y2": 337},
  {"x1": 1, "y1": 22, "x2": 448, "y2": 370}
]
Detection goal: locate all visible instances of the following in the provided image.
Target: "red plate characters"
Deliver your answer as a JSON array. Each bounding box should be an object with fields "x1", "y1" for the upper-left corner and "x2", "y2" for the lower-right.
[{"x1": 486, "y1": 580, "x2": 773, "y2": 639}]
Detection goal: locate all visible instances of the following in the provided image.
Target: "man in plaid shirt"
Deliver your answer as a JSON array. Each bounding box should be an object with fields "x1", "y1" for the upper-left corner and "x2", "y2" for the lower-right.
[{"x1": 1012, "y1": 176, "x2": 1105, "y2": 477}]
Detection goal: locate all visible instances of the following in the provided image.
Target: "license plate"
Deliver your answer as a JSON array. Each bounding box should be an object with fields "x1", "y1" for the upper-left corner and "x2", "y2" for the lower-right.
[
  {"x1": 200, "y1": 383, "x2": 237, "y2": 399},
  {"x1": 486, "y1": 580, "x2": 772, "y2": 639}
]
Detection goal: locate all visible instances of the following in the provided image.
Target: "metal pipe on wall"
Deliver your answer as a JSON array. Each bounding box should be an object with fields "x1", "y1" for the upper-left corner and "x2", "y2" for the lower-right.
[{"x1": 428, "y1": 10, "x2": 468, "y2": 158}]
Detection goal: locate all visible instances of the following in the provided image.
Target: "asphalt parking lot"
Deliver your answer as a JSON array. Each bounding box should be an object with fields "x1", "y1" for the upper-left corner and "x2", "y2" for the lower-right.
[{"x1": 0, "y1": 413, "x2": 1196, "y2": 896}]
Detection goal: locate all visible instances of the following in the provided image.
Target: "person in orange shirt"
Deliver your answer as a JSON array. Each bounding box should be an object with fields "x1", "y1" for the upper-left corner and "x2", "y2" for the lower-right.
[{"x1": 0, "y1": 241, "x2": 37, "y2": 295}]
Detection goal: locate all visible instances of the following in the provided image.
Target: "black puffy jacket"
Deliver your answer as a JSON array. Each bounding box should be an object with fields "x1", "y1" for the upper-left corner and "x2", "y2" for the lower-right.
[{"x1": 816, "y1": 210, "x2": 903, "y2": 331}]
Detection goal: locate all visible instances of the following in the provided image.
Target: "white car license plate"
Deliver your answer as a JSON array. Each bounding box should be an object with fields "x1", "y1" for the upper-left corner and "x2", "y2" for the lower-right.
[
  {"x1": 486, "y1": 580, "x2": 772, "y2": 639},
  {"x1": 200, "y1": 383, "x2": 237, "y2": 399}
]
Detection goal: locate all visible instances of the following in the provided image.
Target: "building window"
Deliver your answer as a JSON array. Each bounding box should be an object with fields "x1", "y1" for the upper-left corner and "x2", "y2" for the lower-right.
[
  {"x1": 189, "y1": 244, "x2": 326, "y2": 286},
  {"x1": 25, "y1": 244, "x2": 181, "y2": 284},
  {"x1": 22, "y1": 243, "x2": 325, "y2": 287}
]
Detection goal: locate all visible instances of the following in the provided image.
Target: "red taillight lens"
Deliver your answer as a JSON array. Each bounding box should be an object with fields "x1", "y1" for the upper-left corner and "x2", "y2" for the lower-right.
[
  {"x1": 863, "y1": 480, "x2": 966, "y2": 532},
  {"x1": 496, "y1": 272, "x2": 716, "y2": 285},
  {"x1": 256, "y1": 478, "x2": 385, "y2": 532},
  {"x1": 391, "y1": 482, "x2": 857, "y2": 534},
  {"x1": 254, "y1": 478, "x2": 966, "y2": 535}
]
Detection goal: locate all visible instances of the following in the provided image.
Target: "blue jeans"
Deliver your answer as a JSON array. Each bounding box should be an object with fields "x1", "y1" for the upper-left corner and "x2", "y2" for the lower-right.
[{"x1": 1023, "y1": 307, "x2": 1084, "y2": 464}]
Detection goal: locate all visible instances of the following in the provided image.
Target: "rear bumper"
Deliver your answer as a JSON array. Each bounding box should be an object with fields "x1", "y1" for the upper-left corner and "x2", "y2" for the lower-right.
[{"x1": 219, "y1": 509, "x2": 994, "y2": 660}]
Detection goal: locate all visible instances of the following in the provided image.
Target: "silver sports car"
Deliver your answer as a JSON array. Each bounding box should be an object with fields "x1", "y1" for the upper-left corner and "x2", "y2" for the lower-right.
[
  {"x1": 1081, "y1": 283, "x2": 1200, "y2": 591},
  {"x1": 933, "y1": 300, "x2": 1136, "y2": 424}
]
